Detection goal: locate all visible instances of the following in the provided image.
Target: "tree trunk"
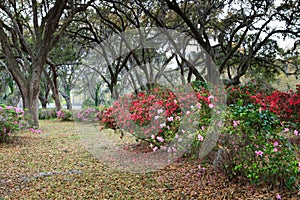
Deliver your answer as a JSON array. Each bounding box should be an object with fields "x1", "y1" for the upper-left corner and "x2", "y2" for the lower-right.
[
  {"x1": 19, "y1": 70, "x2": 42, "y2": 128},
  {"x1": 39, "y1": 83, "x2": 50, "y2": 109},
  {"x1": 60, "y1": 91, "x2": 72, "y2": 110},
  {"x1": 50, "y1": 64, "x2": 62, "y2": 111},
  {"x1": 43, "y1": 64, "x2": 62, "y2": 111},
  {"x1": 40, "y1": 100, "x2": 48, "y2": 108},
  {"x1": 95, "y1": 83, "x2": 100, "y2": 107},
  {"x1": 23, "y1": 94, "x2": 40, "y2": 127}
]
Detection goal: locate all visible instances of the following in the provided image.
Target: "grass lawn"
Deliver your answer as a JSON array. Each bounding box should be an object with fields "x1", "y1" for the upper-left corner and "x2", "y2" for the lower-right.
[{"x1": 0, "y1": 120, "x2": 299, "y2": 199}]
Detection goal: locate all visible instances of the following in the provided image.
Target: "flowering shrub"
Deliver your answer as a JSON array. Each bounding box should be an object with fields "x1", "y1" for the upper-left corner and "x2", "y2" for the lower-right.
[
  {"x1": 99, "y1": 84, "x2": 216, "y2": 154},
  {"x1": 56, "y1": 109, "x2": 73, "y2": 121},
  {"x1": 216, "y1": 104, "x2": 299, "y2": 189},
  {"x1": 0, "y1": 104, "x2": 25, "y2": 143},
  {"x1": 225, "y1": 81, "x2": 299, "y2": 127},
  {"x1": 226, "y1": 80, "x2": 269, "y2": 106},
  {"x1": 76, "y1": 107, "x2": 98, "y2": 122},
  {"x1": 251, "y1": 89, "x2": 300, "y2": 125}
]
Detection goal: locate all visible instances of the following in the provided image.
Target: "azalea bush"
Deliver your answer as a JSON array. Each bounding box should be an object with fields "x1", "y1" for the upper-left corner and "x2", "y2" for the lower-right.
[
  {"x1": 99, "y1": 84, "x2": 215, "y2": 152},
  {"x1": 216, "y1": 104, "x2": 299, "y2": 189},
  {"x1": 226, "y1": 81, "x2": 299, "y2": 126},
  {"x1": 56, "y1": 109, "x2": 73, "y2": 121},
  {"x1": 251, "y1": 89, "x2": 300, "y2": 125},
  {"x1": 76, "y1": 107, "x2": 98, "y2": 122},
  {"x1": 0, "y1": 104, "x2": 25, "y2": 143},
  {"x1": 225, "y1": 80, "x2": 270, "y2": 106}
]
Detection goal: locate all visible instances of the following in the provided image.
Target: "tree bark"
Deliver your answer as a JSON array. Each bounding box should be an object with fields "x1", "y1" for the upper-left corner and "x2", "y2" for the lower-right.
[
  {"x1": 60, "y1": 91, "x2": 72, "y2": 110},
  {"x1": 44, "y1": 62, "x2": 62, "y2": 111}
]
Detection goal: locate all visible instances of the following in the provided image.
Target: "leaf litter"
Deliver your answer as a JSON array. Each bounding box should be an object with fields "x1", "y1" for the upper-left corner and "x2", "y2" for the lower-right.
[{"x1": 0, "y1": 120, "x2": 299, "y2": 199}]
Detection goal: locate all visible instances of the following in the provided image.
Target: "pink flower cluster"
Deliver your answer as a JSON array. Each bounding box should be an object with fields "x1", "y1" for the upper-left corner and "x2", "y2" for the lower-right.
[{"x1": 29, "y1": 128, "x2": 42, "y2": 134}]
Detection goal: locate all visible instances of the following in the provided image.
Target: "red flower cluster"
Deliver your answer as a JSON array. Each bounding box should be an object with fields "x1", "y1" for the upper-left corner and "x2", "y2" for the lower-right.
[
  {"x1": 99, "y1": 85, "x2": 212, "y2": 142},
  {"x1": 251, "y1": 89, "x2": 300, "y2": 123}
]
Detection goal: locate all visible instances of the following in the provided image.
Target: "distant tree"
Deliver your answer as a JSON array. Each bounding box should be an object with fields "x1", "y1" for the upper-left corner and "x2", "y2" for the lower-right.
[
  {"x1": 138, "y1": 0, "x2": 300, "y2": 85},
  {"x1": 0, "y1": 0, "x2": 94, "y2": 127}
]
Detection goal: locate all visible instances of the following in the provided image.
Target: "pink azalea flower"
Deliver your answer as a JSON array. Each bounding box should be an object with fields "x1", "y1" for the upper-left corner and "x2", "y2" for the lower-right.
[
  {"x1": 233, "y1": 120, "x2": 240, "y2": 127},
  {"x1": 274, "y1": 148, "x2": 278, "y2": 153},
  {"x1": 198, "y1": 134, "x2": 203, "y2": 141},
  {"x1": 216, "y1": 121, "x2": 221, "y2": 127},
  {"x1": 284, "y1": 128, "x2": 289, "y2": 133},
  {"x1": 196, "y1": 103, "x2": 201, "y2": 109},
  {"x1": 167, "y1": 116, "x2": 174, "y2": 122},
  {"x1": 276, "y1": 194, "x2": 281, "y2": 199},
  {"x1": 157, "y1": 109, "x2": 164, "y2": 114},
  {"x1": 209, "y1": 104, "x2": 214, "y2": 108},
  {"x1": 153, "y1": 146, "x2": 158, "y2": 152},
  {"x1": 208, "y1": 95, "x2": 214, "y2": 101},
  {"x1": 274, "y1": 141, "x2": 279, "y2": 147},
  {"x1": 156, "y1": 136, "x2": 164, "y2": 143},
  {"x1": 255, "y1": 150, "x2": 263, "y2": 156},
  {"x1": 159, "y1": 123, "x2": 166, "y2": 128},
  {"x1": 294, "y1": 130, "x2": 299, "y2": 136}
]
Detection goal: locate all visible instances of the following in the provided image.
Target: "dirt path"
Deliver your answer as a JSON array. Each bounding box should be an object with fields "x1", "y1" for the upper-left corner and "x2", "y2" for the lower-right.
[{"x1": 0, "y1": 120, "x2": 299, "y2": 199}]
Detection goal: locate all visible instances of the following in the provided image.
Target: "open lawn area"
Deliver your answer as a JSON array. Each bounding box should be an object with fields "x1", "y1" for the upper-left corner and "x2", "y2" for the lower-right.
[{"x1": 0, "y1": 120, "x2": 299, "y2": 199}]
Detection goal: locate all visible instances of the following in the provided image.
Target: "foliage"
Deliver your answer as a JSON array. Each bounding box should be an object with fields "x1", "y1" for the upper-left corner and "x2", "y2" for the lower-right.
[
  {"x1": 0, "y1": 104, "x2": 24, "y2": 143},
  {"x1": 56, "y1": 109, "x2": 73, "y2": 121},
  {"x1": 81, "y1": 99, "x2": 95, "y2": 108},
  {"x1": 38, "y1": 108, "x2": 57, "y2": 120},
  {"x1": 216, "y1": 104, "x2": 299, "y2": 189}
]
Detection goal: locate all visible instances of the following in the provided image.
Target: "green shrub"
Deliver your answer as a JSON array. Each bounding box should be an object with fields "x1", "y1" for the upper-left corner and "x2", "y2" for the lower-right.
[
  {"x1": 215, "y1": 104, "x2": 299, "y2": 189},
  {"x1": 38, "y1": 108, "x2": 56, "y2": 120},
  {"x1": 81, "y1": 98, "x2": 95, "y2": 108}
]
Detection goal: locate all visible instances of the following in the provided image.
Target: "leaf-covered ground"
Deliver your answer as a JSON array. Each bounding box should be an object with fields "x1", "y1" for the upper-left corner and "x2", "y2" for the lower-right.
[{"x1": 0, "y1": 120, "x2": 299, "y2": 199}]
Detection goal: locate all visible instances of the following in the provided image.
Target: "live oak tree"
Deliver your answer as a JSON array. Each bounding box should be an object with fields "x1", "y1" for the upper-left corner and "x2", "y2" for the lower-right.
[
  {"x1": 137, "y1": 0, "x2": 300, "y2": 85},
  {"x1": 0, "y1": 0, "x2": 94, "y2": 127},
  {"x1": 67, "y1": 1, "x2": 182, "y2": 98}
]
